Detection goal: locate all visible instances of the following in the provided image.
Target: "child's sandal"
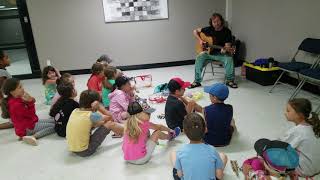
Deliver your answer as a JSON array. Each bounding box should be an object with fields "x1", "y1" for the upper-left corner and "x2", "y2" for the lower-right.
[{"x1": 226, "y1": 81, "x2": 238, "y2": 88}]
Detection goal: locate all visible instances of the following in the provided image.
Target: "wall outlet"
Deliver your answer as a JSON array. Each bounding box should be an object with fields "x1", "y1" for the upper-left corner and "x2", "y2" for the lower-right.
[{"x1": 46, "y1": 59, "x2": 51, "y2": 66}]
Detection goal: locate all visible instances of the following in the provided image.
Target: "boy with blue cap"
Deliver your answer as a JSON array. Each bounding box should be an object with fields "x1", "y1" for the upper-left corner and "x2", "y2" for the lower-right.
[{"x1": 203, "y1": 83, "x2": 236, "y2": 147}]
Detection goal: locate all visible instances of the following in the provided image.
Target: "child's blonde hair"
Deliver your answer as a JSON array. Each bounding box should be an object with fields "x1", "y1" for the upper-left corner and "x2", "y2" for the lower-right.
[{"x1": 125, "y1": 113, "x2": 143, "y2": 143}]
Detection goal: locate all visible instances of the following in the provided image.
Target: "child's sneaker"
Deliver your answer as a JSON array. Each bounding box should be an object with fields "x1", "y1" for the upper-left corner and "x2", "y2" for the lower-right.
[
  {"x1": 22, "y1": 136, "x2": 38, "y2": 146},
  {"x1": 169, "y1": 127, "x2": 181, "y2": 140}
]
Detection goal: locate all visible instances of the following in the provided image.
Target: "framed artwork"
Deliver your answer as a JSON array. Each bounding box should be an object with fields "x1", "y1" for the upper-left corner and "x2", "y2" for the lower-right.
[{"x1": 102, "y1": 0, "x2": 168, "y2": 23}]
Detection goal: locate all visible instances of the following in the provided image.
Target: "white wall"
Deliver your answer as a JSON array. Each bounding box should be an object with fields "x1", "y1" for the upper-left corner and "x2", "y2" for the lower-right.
[
  {"x1": 230, "y1": 0, "x2": 320, "y2": 62},
  {"x1": 26, "y1": 0, "x2": 225, "y2": 71}
]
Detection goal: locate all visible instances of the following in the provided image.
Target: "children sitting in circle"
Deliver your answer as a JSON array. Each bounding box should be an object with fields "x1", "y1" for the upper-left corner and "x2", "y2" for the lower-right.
[
  {"x1": 1, "y1": 56, "x2": 320, "y2": 180},
  {"x1": 42, "y1": 66, "x2": 61, "y2": 105}
]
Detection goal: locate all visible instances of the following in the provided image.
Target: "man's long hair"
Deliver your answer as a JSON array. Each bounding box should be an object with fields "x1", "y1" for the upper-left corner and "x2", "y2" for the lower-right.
[{"x1": 209, "y1": 13, "x2": 225, "y2": 27}]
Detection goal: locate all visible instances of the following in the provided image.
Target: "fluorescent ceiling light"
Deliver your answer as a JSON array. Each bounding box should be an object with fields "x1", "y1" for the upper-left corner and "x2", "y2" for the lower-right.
[{"x1": 0, "y1": 6, "x2": 6, "y2": 8}]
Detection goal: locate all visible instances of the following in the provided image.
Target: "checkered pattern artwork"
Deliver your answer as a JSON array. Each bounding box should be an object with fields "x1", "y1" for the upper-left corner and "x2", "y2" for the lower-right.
[{"x1": 102, "y1": 0, "x2": 168, "y2": 23}]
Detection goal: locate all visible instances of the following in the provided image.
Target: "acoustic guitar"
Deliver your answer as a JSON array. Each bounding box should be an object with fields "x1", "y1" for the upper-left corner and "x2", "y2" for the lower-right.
[{"x1": 195, "y1": 32, "x2": 235, "y2": 55}]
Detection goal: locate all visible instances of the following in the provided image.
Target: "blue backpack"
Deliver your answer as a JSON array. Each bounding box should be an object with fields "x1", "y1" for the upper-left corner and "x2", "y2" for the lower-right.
[{"x1": 254, "y1": 138, "x2": 299, "y2": 172}]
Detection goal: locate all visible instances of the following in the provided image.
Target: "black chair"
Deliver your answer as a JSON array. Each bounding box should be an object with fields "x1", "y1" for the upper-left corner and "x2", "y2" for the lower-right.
[
  {"x1": 269, "y1": 38, "x2": 320, "y2": 93},
  {"x1": 290, "y1": 66, "x2": 320, "y2": 99},
  {"x1": 202, "y1": 60, "x2": 225, "y2": 80}
]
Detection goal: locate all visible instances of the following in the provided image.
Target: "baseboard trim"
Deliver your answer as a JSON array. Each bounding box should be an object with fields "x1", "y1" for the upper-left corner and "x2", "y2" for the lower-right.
[{"x1": 60, "y1": 59, "x2": 196, "y2": 75}]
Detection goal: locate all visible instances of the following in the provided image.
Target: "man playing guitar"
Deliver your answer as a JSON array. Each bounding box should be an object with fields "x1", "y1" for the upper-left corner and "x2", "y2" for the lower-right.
[{"x1": 189, "y1": 13, "x2": 238, "y2": 89}]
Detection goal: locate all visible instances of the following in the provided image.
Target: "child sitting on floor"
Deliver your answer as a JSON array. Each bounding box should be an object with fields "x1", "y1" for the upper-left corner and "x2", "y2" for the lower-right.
[
  {"x1": 66, "y1": 90, "x2": 123, "y2": 157},
  {"x1": 50, "y1": 73, "x2": 76, "y2": 107},
  {"x1": 102, "y1": 66, "x2": 117, "y2": 108},
  {"x1": 109, "y1": 76, "x2": 135, "y2": 124},
  {"x1": 96, "y1": 54, "x2": 123, "y2": 76},
  {"x1": 1, "y1": 78, "x2": 55, "y2": 145},
  {"x1": 42, "y1": 66, "x2": 61, "y2": 105},
  {"x1": 0, "y1": 50, "x2": 13, "y2": 130},
  {"x1": 87, "y1": 63, "x2": 104, "y2": 95},
  {"x1": 50, "y1": 81, "x2": 79, "y2": 137},
  {"x1": 202, "y1": 83, "x2": 236, "y2": 147},
  {"x1": 122, "y1": 100, "x2": 180, "y2": 165},
  {"x1": 280, "y1": 98, "x2": 320, "y2": 178},
  {"x1": 170, "y1": 113, "x2": 227, "y2": 180},
  {"x1": 165, "y1": 77, "x2": 200, "y2": 130}
]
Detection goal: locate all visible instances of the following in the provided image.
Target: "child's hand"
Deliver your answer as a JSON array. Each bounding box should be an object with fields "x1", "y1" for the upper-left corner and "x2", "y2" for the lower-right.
[
  {"x1": 22, "y1": 92, "x2": 34, "y2": 102},
  {"x1": 54, "y1": 68, "x2": 61, "y2": 78},
  {"x1": 91, "y1": 101, "x2": 100, "y2": 111}
]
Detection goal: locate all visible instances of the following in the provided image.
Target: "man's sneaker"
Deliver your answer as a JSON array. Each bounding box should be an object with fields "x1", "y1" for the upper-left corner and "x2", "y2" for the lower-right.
[
  {"x1": 169, "y1": 127, "x2": 181, "y2": 140},
  {"x1": 22, "y1": 136, "x2": 38, "y2": 146}
]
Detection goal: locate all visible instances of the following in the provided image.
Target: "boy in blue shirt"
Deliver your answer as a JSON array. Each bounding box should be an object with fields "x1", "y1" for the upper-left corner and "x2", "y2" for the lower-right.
[
  {"x1": 203, "y1": 83, "x2": 236, "y2": 146},
  {"x1": 170, "y1": 113, "x2": 227, "y2": 180}
]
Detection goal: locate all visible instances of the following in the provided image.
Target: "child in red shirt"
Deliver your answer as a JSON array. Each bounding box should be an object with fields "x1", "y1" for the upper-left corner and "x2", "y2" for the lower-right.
[
  {"x1": 87, "y1": 63, "x2": 105, "y2": 95},
  {"x1": 1, "y1": 78, "x2": 55, "y2": 146}
]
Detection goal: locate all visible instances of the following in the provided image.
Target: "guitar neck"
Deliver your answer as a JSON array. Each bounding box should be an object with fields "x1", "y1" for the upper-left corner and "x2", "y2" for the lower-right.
[{"x1": 209, "y1": 44, "x2": 224, "y2": 49}]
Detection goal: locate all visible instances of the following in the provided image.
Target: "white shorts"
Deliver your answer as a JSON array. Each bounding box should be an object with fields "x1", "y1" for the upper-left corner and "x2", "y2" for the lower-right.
[{"x1": 126, "y1": 139, "x2": 157, "y2": 165}]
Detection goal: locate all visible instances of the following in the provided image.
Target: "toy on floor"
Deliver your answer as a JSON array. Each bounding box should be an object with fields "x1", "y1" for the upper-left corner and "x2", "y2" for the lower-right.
[
  {"x1": 154, "y1": 83, "x2": 169, "y2": 94},
  {"x1": 157, "y1": 113, "x2": 165, "y2": 119},
  {"x1": 149, "y1": 96, "x2": 166, "y2": 103},
  {"x1": 241, "y1": 157, "x2": 269, "y2": 180},
  {"x1": 134, "y1": 74, "x2": 152, "y2": 88},
  {"x1": 148, "y1": 93, "x2": 167, "y2": 104},
  {"x1": 231, "y1": 160, "x2": 240, "y2": 177},
  {"x1": 185, "y1": 91, "x2": 204, "y2": 101}
]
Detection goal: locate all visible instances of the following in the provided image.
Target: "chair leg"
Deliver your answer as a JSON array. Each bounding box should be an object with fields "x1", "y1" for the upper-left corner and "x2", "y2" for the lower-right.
[
  {"x1": 202, "y1": 63, "x2": 208, "y2": 79},
  {"x1": 290, "y1": 79, "x2": 306, "y2": 100},
  {"x1": 210, "y1": 62, "x2": 214, "y2": 76},
  {"x1": 269, "y1": 71, "x2": 285, "y2": 93}
]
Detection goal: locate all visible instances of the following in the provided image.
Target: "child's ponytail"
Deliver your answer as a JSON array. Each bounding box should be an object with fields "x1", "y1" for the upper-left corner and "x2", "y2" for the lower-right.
[
  {"x1": 125, "y1": 114, "x2": 142, "y2": 143},
  {"x1": 1, "y1": 97, "x2": 10, "y2": 119},
  {"x1": 306, "y1": 112, "x2": 320, "y2": 138},
  {"x1": 1, "y1": 78, "x2": 20, "y2": 119}
]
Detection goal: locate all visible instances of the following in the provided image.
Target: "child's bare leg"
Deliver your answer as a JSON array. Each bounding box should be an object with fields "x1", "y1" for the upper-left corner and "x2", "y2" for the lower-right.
[
  {"x1": 0, "y1": 122, "x2": 13, "y2": 129},
  {"x1": 219, "y1": 152, "x2": 228, "y2": 169},
  {"x1": 150, "y1": 130, "x2": 170, "y2": 143},
  {"x1": 102, "y1": 114, "x2": 113, "y2": 122},
  {"x1": 104, "y1": 121, "x2": 124, "y2": 135}
]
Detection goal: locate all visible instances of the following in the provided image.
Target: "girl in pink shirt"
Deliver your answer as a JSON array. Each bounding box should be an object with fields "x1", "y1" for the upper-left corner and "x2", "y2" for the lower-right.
[
  {"x1": 109, "y1": 76, "x2": 135, "y2": 123},
  {"x1": 122, "y1": 100, "x2": 180, "y2": 165}
]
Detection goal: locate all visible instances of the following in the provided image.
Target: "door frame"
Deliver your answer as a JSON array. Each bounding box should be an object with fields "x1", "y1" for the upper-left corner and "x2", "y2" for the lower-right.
[{"x1": 0, "y1": 0, "x2": 41, "y2": 79}]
